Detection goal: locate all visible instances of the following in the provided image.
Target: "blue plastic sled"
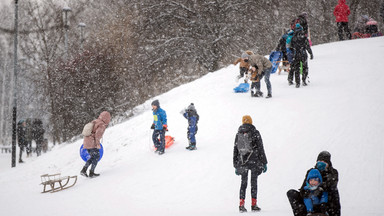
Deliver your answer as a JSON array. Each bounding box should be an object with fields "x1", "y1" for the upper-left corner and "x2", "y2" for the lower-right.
[
  {"x1": 80, "y1": 143, "x2": 104, "y2": 162},
  {"x1": 233, "y1": 83, "x2": 250, "y2": 93},
  {"x1": 269, "y1": 51, "x2": 282, "y2": 74}
]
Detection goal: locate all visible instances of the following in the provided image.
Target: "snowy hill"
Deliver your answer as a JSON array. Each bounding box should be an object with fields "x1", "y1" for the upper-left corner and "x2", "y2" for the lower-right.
[{"x1": 1, "y1": 37, "x2": 384, "y2": 216}]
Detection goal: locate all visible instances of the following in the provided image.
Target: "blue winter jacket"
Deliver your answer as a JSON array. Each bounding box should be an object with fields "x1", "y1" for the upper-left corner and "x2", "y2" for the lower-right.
[
  {"x1": 183, "y1": 111, "x2": 198, "y2": 132},
  {"x1": 153, "y1": 107, "x2": 167, "y2": 130}
]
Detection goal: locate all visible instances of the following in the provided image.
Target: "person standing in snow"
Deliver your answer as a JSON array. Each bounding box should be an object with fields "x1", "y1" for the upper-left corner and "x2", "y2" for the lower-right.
[
  {"x1": 80, "y1": 111, "x2": 111, "y2": 177},
  {"x1": 243, "y1": 52, "x2": 273, "y2": 98},
  {"x1": 291, "y1": 12, "x2": 309, "y2": 36},
  {"x1": 17, "y1": 120, "x2": 27, "y2": 163},
  {"x1": 233, "y1": 115, "x2": 268, "y2": 213},
  {"x1": 181, "y1": 103, "x2": 199, "y2": 150},
  {"x1": 150, "y1": 100, "x2": 167, "y2": 155},
  {"x1": 233, "y1": 50, "x2": 252, "y2": 81},
  {"x1": 287, "y1": 151, "x2": 341, "y2": 216},
  {"x1": 333, "y1": 0, "x2": 352, "y2": 41},
  {"x1": 290, "y1": 23, "x2": 313, "y2": 88}
]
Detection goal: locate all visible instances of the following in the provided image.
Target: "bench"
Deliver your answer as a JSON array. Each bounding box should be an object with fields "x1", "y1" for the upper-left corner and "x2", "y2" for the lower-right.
[{"x1": 40, "y1": 173, "x2": 77, "y2": 193}]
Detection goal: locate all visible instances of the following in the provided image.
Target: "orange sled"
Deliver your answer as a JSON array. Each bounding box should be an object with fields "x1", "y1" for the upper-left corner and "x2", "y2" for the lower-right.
[{"x1": 154, "y1": 135, "x2": 175, "y2": 149}]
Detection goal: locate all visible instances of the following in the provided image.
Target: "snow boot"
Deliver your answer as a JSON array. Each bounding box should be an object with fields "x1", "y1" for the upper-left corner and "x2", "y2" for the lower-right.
[
  {"x1": 266, "y1": 93, "x2": 272, "y2": 98},
  {"x1": 303, "y1": 80, "x2": 308, "y2": 86},
  {"x1": 254, "y1": 91, "x2": 263, "y2": 97},
  {"x1": 288, "y1": 80, "x2": 294, "y2": 86},
  {"x1": 239, "y1": 199, "x2": 247, "y2": 213},
  {"x1": 296, "y1": 83, "x2": 300, "y2": 88},
  {"x1": 19, "y1": 159, "x2": 24, "y2": 163},
  {"x1": 251, "y1": 198, "x2": 261, "y2": 211},
  {"x1": 80, "y1": 167, "x2": 88, "y2": 177},
  {"x1": 89, "y1": 170, "x2": 100, "y2": 178},
  {"x1": 158, "y1": 151, "x2": 165, "y2": 155},
  {"x1": 186, "y1": 143, "x2": 197, "y2": 150}
]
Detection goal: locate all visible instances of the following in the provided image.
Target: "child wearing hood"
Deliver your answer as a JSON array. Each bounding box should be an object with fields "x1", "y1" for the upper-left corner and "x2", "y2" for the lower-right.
[
  {"x1": 181, "y1": 103, "x2": 199, "y2": 150},
  {"x1": 302, "y1": 169, "x2": 328, "y2": 215},
  {"x1": 80, "y1": 111, "x2": 111, "y2": 177}
]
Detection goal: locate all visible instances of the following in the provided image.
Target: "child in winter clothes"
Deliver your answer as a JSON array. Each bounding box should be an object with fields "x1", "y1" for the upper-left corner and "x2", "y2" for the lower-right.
[
  {"x1": 151, "y1": 100, "x2": 167, "y2": 155},
  {"x1": 233, "y1": 50, "x2": 253, "y2": 81},
  {"x1": 333, "y1": 0, "x2": 351, "y2": 40},
  {"x1": 302, "y1": 168, "x2": 328, "y2": 215},
  {"x1": 80, "y1": 111, "x2": 111, "y2": 177},
  {"x1": 181, "y1": 103, "x2": 199, "y2": 150}
]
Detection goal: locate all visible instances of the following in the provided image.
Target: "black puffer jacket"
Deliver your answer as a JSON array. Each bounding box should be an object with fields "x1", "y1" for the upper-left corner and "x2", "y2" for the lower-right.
[{"x1": 233, "y1": 123, "x2": 267, "y2": 172}]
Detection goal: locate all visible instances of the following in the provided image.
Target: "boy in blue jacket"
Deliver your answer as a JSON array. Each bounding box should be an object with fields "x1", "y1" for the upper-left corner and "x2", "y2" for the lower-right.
[
  {"x1": 151, "y1": 100, "x2": 167, "y2": 155},
  {"x1": 181, "y1": 103, "x2": 199, "y2": 150},
  {"x1": 303, "y1": 168, "x2": 328, "y2": 215}
]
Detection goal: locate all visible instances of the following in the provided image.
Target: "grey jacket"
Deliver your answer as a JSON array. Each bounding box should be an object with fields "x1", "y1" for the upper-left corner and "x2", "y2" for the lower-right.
[{"x1": 248, "y1": 54, "x2": 272, "y2": 75}]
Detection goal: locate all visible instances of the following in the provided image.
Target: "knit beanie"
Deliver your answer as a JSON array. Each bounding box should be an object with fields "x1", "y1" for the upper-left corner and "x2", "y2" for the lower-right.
[
  {"x1": 242, "y1": 115, "x2": 252, "y2": 125},
  {"x1": 151, "y1": 100, "x2": 160, "y2": 107},
  {"x1": 317, "y1": 151, "x2": 331, "y2": 164},
  {"x1": 241, "y1": 52, "x2": 250, "y2": 59}
]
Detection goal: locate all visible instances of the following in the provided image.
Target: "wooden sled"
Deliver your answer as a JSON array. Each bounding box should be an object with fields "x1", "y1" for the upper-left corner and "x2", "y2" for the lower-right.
[{"x1": 40, "y1": 173, "x2": 77, "y2": 193}]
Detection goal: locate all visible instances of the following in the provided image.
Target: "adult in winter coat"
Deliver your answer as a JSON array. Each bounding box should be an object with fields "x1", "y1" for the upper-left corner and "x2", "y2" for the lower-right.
[
  {"x1": 275, "y1": 31, "x2": 289, "y2": 67},
  {"x1": 80, "y1": 111, "x2": 111, "y2": 177},
  {"x1": 333, "y1": 0, "x2": 351, "y2": 40},
  {"x1": 289, "y1": 23, "x2": 313, "y2": 88},
  {"x1": 182, "y1": 103, "x2": 199, "y2": 150},
  {"x1": 287, "y1": 151, "x2": 341, "y2": 216},
  {"x1": 233, "y1": 115, "x2": 268, "y2": 213},
  {"x1": 233, "y1": 50, "x2": 253, "y2": 80},
  {"x1": 151, "y1": 100, "x2": 167, "y2": 155},
  {"x1": 17, "y1": 120, "x2": 27, "y2": 163},
  {"x1": 243, "y1": 52, "x2": 273, "y2": 98}
]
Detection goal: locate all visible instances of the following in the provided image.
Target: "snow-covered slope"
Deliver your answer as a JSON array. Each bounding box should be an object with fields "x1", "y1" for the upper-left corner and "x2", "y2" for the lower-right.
[{"x1": 1, "y1": 37, "x2": 384, "y2": 216}]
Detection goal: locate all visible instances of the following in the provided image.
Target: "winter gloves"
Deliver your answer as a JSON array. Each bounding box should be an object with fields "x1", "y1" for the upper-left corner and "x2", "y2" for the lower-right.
[
  {"x1": 310, "y1": 53, "x2": 314, "y2": 60},
  {"x1": 150, "y1": 123, "x2": 155, "y2": 129},
  {"x1": 263, "y1": 164, "x2": 268, "y2": 173},
  {"x1": 163, "y1": 124, "x2": 168, "y2": 131}
]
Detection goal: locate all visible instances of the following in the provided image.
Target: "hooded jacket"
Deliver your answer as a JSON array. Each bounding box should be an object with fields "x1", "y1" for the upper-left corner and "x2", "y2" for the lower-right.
[
  {"x1": 233, "y1": 120, "x2": 267, "y2": 172},
  {"x1": 333, "y1": 0, "x2": 350, "y2": 23},
  {"x1": 83, "y1": 111, "x2": 111, "y2": 149},
  {"x1": 248, "y1": 54, "x2": 273, "y2": 75}
]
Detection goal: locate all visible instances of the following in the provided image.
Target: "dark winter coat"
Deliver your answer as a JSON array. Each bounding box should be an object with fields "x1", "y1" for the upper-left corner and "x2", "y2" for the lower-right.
[
  {"x1": 276, "y1": 33, "x2": 287, "y2": 55},
  {"x1": 291, "y1": 28, "x2": 313, "y2": 61},
  {"x1": 300, "y1": 163, "x2": 340, "y2": 216},
  {"x1": 32, "y1": 119, "x2": 45, "y2": 143},
  {"x1": 17, "y1": 121, "x2": 27, "y2": 147},
  {"x1": 233, "y1": 123, "x2": 267, "y2": 173},
  {"x1": 333, "y1": 0, "x2": 350, "y2": 23}
]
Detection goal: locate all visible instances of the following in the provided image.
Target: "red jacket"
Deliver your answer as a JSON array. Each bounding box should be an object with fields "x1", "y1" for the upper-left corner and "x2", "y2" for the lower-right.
[{"x1": 333, "y1": 0, "x2": 350, "y2": 22}]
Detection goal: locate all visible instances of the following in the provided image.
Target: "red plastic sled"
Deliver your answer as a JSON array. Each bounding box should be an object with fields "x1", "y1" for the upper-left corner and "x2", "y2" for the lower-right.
[{"x1": 154, "y1": 135, "x2": 175, "y2": 149}]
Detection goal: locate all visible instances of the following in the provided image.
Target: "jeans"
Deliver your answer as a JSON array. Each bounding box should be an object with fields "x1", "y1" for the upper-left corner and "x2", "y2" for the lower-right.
[
  {"x1": 84, "y1": 148, "x2": 100, "y2": 172},
  {"x1": 254, "y1": 67, "x2": 272, "y2": 95}
]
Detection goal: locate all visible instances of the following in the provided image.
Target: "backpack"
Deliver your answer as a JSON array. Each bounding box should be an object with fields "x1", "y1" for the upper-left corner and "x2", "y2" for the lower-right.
[
  {"x1": 236, "y1": 132, "x2": 253, "y2": 164},
  {"x1": 82, "y1": 122, "x2": 94, "y2": 136}
]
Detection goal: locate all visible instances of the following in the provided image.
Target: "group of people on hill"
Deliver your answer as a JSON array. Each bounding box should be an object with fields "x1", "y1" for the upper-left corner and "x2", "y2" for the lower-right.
[
  {"x1": 234, "y1": 12, "x2": 313, "y2": 91},
  {"x1": 16, "y1": 118, "x2": 46, "y2": 163}
]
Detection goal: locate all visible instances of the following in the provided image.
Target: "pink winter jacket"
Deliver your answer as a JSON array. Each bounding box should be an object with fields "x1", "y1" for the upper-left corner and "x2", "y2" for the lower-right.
[
  {"x1": 83, "y1": 111, "x2": 111, "y2": 149},
  {"x1": 333, "y1": 0, "x2": 350, "y2": 23}
]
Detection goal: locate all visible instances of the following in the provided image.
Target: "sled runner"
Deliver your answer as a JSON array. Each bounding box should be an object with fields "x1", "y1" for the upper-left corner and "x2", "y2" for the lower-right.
[
  {"x1": 269, "y1": 51, "x2": 282, "y2": 74},
  {"x1": 233, "y1": 83, "x2": 250, "y2": 93},
  {"x1": 40, "y1": 173, "x2": 77, "y2": 193}
]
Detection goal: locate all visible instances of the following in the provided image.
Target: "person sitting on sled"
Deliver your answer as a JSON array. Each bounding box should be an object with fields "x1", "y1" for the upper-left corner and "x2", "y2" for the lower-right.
[
  {"x1": 233, "y1": 50, "x2": 253, "y2": 81},
  {"x1": 181, "y1": 103, "x2": 199, "y2": 150},
  {"x1": 302, "y1": 169, "x2": 328, "y2": 215}
]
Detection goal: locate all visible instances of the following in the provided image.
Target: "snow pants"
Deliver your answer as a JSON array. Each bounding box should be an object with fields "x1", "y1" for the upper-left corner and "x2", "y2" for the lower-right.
[
  {"x1": 187, "y1": 126, "x2": 197, "y2": 144},
  {"x1": 84, "y1": 148, "x2": 100, "y2": 172},
  {"x1": 289, "y1": 58, "x2": 308, "y2": 84},
  {"x1": 240, "y1": 168, "x2": 261, "y2": 200},
  {"x1": 153, "y1": 129, "x2": 165, "y2": 153}
]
